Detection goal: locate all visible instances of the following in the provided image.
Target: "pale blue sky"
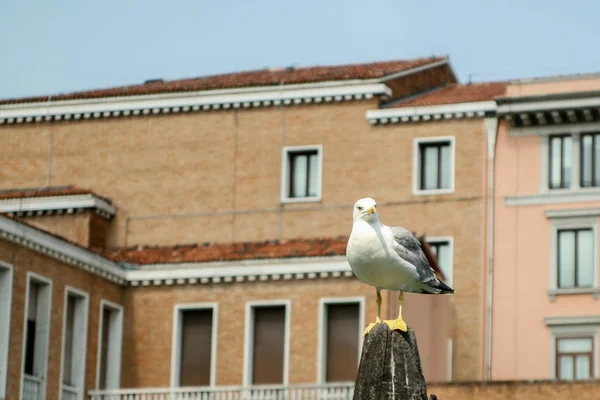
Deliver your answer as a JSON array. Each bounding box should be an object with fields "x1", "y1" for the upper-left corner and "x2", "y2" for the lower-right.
[{"x1": 1, "y1": 0, "x2": 599, "y2": 100}]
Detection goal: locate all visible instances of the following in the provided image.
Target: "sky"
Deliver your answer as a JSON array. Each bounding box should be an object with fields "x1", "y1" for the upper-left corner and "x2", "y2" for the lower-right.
[{"x1": 1, "y1": 0, "x2": 599, "y2": 100}]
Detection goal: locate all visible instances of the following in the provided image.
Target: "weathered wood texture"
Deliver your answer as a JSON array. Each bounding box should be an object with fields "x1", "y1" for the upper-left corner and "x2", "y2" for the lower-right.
[{"x1": 353, "y1": 324, "x2": 437, "y2": 400}]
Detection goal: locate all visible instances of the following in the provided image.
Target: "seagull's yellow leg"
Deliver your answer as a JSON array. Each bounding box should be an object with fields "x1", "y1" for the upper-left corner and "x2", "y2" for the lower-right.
[
  {"x1": 383, "y1": 291, "x2": 408, "y2": 332},
  {"x1": 362, "y1": 289, "x2": 382, "y2": 336}
]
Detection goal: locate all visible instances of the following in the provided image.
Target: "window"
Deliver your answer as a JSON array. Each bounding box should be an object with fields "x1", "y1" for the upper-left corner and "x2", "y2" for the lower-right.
[
  {"x1": 244, "y1": 302, "x2": 290, "y2": 386},
  {"x1": 557, "y1": 229, "x2": 594, "y2": 288},
  {"x1": 428, "y1": 239, "x2": 454, "y2": 288},
  {"x1": 556, "y1": 337, "x2": 593, "y2": 380},
  {"x1": 320, "y1": 301, "x2": 362, "y2": 383},
  {"x1": 580, "y1": 133, "x2": 600, "y2": 187},
  {"x1": 171, "y1": 304, "x2": 216, "y2": 388},
  {"x1": 60, "y1": 288, "x2": 88, "y2": 400},
  {"x1": 0, "y1": 263, "x2": 13, "y2": 400},
  {"x1": 414, "y1": 137, "x2": 455, "y2": 194},
  {"x1": 96, "y1": 300, "x2": 123, "y2": 390},
  {"x1": 549, "y1": 135, "x2": 573, "y2": 189},
  {"x1": 179, "y1": 310, "x2": 213, "y2": 386},
  {"x1": 22, "y1": 273, "x2": 52, "y2": 400},
  {"x1": 281, "y1": 145, "x2": 322, "y2": 202}
]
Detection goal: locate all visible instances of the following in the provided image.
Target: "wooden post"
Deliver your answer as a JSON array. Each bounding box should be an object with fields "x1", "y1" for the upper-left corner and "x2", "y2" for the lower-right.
[{"x1": 353, "y1": 324, "x2": 437, "y2": 400}]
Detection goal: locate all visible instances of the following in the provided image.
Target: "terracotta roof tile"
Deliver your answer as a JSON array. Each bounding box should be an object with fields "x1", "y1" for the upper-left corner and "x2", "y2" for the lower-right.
[
  {"x1": 388, "y1": 82, "x2": 506, "y2": 108},
  {"x1": 0, "y1": 57, "x2": 446, "y2": 105},
  {"x1": 105, "y1": 237, "x2": 350, "y2": 265},
  {"x1": 0, "y1": 185, "x2": 112, "y2": 204}
]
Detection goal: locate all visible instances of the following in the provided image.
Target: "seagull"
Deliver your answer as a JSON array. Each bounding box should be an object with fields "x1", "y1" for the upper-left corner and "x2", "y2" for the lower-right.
[{"x1": 346, "y1": 197, "x2": 454, "y2": 335}]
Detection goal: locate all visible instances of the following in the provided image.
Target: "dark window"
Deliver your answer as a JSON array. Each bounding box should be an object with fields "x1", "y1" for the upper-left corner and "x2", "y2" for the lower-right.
[
  {"x1": 252, "y1": 306, "x2": 286, "y2": 384},
  {"x1": 556, "y1": 337, "x2": 593, "y2": 380},
  {"x1": 98, "y1": 308, "x2": 111, "y2": 390},
  {"x1": 288, "y1": 150, "x2": 319, "y2": 198},
  {"x1": 179, "y1": 309, "x2": 213, "y2": 387},
  {"x1": 549, "y1": 135, "x2": 572, "y2": 189},
  {"x1": 580, "y1": 133, "x2": 600, "y2": 187},
  {"x1": 62, "y1": 295, "x2": 76, "y2": 386},
  {"x1": 419, "y1": 141, "x2": 451, "y2": 190},
  {"x1": 24, "y1": 283, "x2": 38, "y2": 375},
  {"x1": 557, "y1": 229, "x2": 593, "y2": 288},
  {"x1": 325, "y1": 303, "x2": 360, "y2": 382}
]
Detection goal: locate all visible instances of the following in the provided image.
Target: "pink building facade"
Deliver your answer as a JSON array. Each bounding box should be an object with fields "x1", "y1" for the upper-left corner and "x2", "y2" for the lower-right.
[{"x1": 490, "y1": 75, "x2": 600, "y2": 381}]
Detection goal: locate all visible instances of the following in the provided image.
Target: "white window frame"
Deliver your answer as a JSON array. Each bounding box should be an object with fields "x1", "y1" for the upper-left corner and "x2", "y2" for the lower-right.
[
  {"x1": 20, "y1": 272, "x2": 52, "y2": 400},
  {"x1": 545, "y1": 316, "x2": 600, "y2": 380},
  {"x1": 280, "y1": 145, "x2": 323, "y2": 203},
  {"x1": 0, "y1": 262, "x2": 13, "y2": 400},
  {"x1": 413, "y1": 136, "x2": 456, "y2": 195},
  {"x1": 426, "y1": 236, "x2": 454, "y2": 288},
  {"x1": 243, "y1": 300, "x2": 291, "y2": 386},
  {"x1": 170, "y1": 303, "x2": 218, "y2": 388},
  {"x1": 316, "y1": 297, "x2": 365, "y2": 384},
  {"x1": 59, "y1": 287, "x2": 89, "y2": 400},
  {"x1": 94, "y1": 299, "x2": 124, "y2": 390},
  {"x1": 548, "y1": 215, "x2": 598, "y2": 299}
]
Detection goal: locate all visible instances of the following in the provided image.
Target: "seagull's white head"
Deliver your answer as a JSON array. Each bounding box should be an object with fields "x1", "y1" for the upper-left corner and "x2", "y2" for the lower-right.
[{"x1": 353, "y1": 197, "x2": 379, "y2": 223}]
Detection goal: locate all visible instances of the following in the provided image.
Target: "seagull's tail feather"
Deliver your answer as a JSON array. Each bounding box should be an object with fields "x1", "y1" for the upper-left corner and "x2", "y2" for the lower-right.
[{"x1": 418, "y1": 278, "x2": 455, "y2": 295}]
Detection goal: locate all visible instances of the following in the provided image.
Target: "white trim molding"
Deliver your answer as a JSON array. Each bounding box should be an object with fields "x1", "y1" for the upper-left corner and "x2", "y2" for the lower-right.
[
  {"x1": 126, "y1": 258, "x2": 354, "y2": 287},
  {"x1": 95, "y1": 300, "x2": 124, "y2": 391},
  {"x1": 280, "y1": 144, "x2": 324, "y2": 204},
  {"x1": 545, "y1": 316, "x2": 600, "y2": 380},
  {"x1": 0, "y1": 81, "x2": 390, "y2": 125},
  {"x1": 316, "y1": 297, "x2": 365, "y2": 384},
  {"x1": 412, "y1": 136, "x2": 456, "y2": 196},
  {"x1": 506, "y1": 190, "x2": 600, "y2": 207},
  {"x1": 59, "y1": 286, "x2": 89, "y2": 400},
  {"x1": 170, "y1": 303, "x2": 218, "y2": 388},
  {"x1": 0, "y1": 215, "x2": 126, "y2": 285},
  {"x1": 243, "y1": 300, "x2": 291, "y2": 386},
  {"x1": 366, "y1": 101, "x2": 496, "y2": 125},
  {"x1": 20, "y1": 272, "x2": 52, "y2": 400},
  {"x1": 548, "y1": 216, "x2": 599, "y2": 300},
  {"x1": 509, "y1": 122, "x2": 600, "y2": 138},
  {"x1": 0, "y1": 194, "x2": 115, "y2": 219},
  {"x1": 0, "y1": 262, "x2": 13, "y2": 400}
]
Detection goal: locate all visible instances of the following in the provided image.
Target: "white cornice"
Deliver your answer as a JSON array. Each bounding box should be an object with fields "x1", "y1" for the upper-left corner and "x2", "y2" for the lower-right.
[
  {"x1": 545, "y1": 316, "x2": 600, "y2": 326},
  {"x1": 498, "y1": 96, "x2": 600, "y2": 115},
  {"x1": 505, "y1": 189, "x2": 600, "y2": 206},
  {"x1": 0, "y1": 214, "x2": 354, "y2": 288},
  {"x1": 125, "y1": 259, "x2": 354, "y2": 287},
  {"x1": 0, "y1": 216, "x2": 126, "y2": 285},
  {"x1": 0, "y1": 194, "x2": 115, "y2": 219},
  {"x1": 366, "y1": 101, "x2": 496, "y2": 125},
  {"x1": 0, "y1": 81, "x2": 390, "y2": 125}
]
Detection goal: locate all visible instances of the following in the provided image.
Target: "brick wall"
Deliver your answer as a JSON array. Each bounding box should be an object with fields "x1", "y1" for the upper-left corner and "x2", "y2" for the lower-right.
[
  {"x1": 21, "y1": 212, "x2": 91, "y2": 247},
  {"x1": 384, "y1": 63, "x2": 456, "y2": 102},
  {"x1": 1, "y1": 238, "x2": 124, "y2": 400},
  {"x1": 429, "y1": 380, "x2": 600, "y2": 400}
]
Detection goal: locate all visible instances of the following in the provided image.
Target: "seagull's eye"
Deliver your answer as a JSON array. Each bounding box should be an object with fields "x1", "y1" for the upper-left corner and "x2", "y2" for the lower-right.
[{"x1": 357, "y1": 206, "x2": 363, "y2": 211}]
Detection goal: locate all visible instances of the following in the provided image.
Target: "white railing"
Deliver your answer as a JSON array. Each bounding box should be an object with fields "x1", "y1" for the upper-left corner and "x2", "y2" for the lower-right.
[
  {"x1": 89, "y1": 383, "x2": 355, "y2": 400},
  {"x1": 62, "y1": 383, "x2": 80, "y2": 400},
  {"x1": 22, "y1": 374, "x2": 42, "y2": 400}
]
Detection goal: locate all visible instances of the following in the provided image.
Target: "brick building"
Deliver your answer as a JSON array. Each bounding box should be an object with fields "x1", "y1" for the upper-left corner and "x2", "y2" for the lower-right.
[{"x1": 2, "y1": 55, "x2": 597, "y2": 400}]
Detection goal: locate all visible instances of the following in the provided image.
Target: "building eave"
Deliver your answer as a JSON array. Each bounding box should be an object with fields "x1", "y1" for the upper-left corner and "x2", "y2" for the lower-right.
[
  {"x1": 0, "y1": 194, "x2": 115, "y2": 219},
  {"x1": 365, "y1": 101, "x2": 496, "y2": 125},
  {"x1": 0, "y1": 215, "x2": 126, "y2": 285},
  {"x1": 0, "y1": 80, "x2": 391, "y2": 125}
]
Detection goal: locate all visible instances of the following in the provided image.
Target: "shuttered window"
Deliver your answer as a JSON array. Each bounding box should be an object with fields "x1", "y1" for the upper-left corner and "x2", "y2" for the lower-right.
[
  {"x1": 179, "y1": 309, "x2": 214, "y2": 386},
  {"x1": 252, "y1": 306, "x2": 286, "y2": 384},
  {"x1": 325, "y1": 303, "x2": 360, "y2": 382}
]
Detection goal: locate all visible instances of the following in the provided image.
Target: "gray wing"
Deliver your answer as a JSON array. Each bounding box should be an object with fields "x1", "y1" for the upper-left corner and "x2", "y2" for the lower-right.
[{"x1": 390, "y1": 226, "x2": 437, "y2": 283}]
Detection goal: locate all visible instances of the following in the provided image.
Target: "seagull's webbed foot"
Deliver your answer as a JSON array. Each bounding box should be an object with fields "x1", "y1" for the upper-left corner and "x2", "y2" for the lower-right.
[
  {"x1": 362, "y1": 317, "x2": 382, "y2": 336},
  {"x1": 383, "y1": 317, "x2": 408, "y2": 332}
]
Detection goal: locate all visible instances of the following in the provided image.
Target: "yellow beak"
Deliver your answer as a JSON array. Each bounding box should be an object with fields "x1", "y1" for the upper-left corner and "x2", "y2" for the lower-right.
[{"x1": 367, "y1": 206, "x2": 376, "y2": 215}]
